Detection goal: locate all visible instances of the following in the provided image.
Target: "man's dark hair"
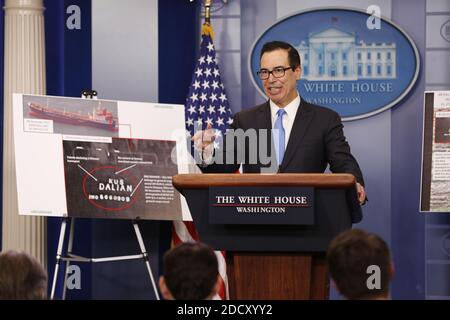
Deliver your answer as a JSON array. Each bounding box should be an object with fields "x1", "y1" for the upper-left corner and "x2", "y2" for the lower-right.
[
  {"x1": 326, "y1": 229, "x2": 392, "y2": 300},
  {"x1": 0, "y1": 250, "x2": 48, "y2": 300},
  {"x1": 260, "y1": 41, "x2": 301, "y2": 68},
  {"x1": 163, "y1": 242, "x2": 218, "y2": 300}
]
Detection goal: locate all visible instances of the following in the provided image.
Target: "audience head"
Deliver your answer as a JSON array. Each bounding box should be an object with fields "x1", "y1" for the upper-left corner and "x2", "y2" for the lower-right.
[
  {"x1": 159, "y1": 241, "x2": 220, "y2": 300},
  {"x1": 0, "y1": 250, "x2": 48, "y2": 300},
  {"x1": 327, "y1": 229, "x2": 393, "y2": 300}
]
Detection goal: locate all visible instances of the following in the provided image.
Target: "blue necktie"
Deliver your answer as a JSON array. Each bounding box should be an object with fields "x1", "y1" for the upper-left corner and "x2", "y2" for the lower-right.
[{"x1": 274, "y1": 109, "x2": 286, "y2": 166}]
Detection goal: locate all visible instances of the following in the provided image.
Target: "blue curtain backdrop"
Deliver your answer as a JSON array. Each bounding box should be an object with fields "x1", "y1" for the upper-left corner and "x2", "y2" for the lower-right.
[
  {"x1": 158, "y1": 0, "x2": 200, "y2": 104},
  {"x1": 44, "y1": 0, "x2": 93, "y2": 299},
  {"x1": 157, "y1": 0, "x2": 200, "y2": 274}
]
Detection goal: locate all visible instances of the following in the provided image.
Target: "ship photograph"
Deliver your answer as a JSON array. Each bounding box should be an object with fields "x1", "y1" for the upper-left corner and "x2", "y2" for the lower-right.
[{"x1": 23, "y1": 94, "x2": 119, "y2": 137}]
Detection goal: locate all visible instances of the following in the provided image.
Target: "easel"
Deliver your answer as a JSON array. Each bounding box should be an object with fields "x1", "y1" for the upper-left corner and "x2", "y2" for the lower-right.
[
  {"x1": 50, "y1": 218, "x2": 160, "y2": 300},
  {"x1": 50, "y1": 90, "x2": 160, "y2": 300}
]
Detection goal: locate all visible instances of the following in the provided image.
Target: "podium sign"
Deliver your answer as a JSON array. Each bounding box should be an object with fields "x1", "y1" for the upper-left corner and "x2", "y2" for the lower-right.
[{"x1": 209, "y1": 186, "x2": 314, "y2": 225}]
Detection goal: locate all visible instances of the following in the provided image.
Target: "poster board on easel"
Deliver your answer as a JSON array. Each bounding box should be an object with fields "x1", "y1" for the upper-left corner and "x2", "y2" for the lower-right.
[
  {"x1": 420, "y1": 90, "x2": 450, "y2": 212},
  {"x1": 13, "y1": 93, "x2": 199, "y2": 300},
  {"x1": 12, "y1": 93, "x2": 194, "y2": 220}
]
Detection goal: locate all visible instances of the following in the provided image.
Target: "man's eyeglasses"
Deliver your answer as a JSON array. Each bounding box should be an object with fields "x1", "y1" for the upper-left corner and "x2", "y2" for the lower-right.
[{"x1": 257, "y1": 66, "x2": 294, "y2": 80}]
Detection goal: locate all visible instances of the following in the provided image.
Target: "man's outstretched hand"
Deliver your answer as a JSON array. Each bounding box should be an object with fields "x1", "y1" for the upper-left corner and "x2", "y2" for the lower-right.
[
  {"x1": 191, "y1": 123, "x2": 216, "y2": 151},
  {"x1": 356, "y1": 182, "x2": 366, "y2": 205}
]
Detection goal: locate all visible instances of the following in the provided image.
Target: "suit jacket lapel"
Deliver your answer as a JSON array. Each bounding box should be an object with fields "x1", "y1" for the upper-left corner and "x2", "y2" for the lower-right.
[
  {"x1": 257, "y1": 101, "x2": 277, "y2": 170},
  {"x1": 280, "y1": 99, "x2": 314, "y2": 170},
  {"x1": 256, "y1": 101, "x2": 272, "y2": 130}
]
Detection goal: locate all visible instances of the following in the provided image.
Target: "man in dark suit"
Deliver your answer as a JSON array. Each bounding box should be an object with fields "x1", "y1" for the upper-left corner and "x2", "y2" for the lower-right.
[{"x1": 194, "y1": 41, "x2": 366, "y2": 204}]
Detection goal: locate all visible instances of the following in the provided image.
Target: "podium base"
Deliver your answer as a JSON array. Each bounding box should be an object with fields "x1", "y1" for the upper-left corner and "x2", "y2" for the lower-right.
[{"x1": 227, "y1": 252, "x2": 329, "y2": 300}]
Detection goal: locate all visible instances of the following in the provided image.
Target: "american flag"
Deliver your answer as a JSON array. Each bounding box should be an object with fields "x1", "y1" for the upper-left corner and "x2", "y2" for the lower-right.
[
  {"x1": 185, "y1": 31, "x2": 233, "y2": 139},
  {"x1": 172, "y1": 23, "x2": 231, "y2": 300}
]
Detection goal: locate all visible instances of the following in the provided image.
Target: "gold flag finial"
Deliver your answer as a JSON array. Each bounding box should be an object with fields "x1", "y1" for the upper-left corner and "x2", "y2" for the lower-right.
[
  {"x1": 202, "y1": 0, "x2": 214, "y2": 39},
  {"x1": 204, "y1": 0, "x2": 212, "y2": 24}
]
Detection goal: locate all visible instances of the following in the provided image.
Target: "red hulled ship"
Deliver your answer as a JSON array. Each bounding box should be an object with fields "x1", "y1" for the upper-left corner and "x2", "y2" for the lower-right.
[{"x1": 28, "y1": 102, "x2": 118, "y2": 131}]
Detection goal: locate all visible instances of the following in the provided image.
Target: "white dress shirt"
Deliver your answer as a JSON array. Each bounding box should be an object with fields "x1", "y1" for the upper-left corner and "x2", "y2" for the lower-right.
[{"x1": 270, "y1": 94, "x2": 301, "y2": 149}]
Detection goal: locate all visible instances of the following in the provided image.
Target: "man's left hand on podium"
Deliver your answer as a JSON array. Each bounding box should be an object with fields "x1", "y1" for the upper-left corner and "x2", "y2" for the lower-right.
[{"x1": 356, "y1": 182, "x2": 367, "y2": 206}]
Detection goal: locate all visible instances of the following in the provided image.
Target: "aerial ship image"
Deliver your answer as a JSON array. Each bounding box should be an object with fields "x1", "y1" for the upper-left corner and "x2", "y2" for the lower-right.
[{"x1": 28, "y1": 101, "x2": 118, "y2": 132}]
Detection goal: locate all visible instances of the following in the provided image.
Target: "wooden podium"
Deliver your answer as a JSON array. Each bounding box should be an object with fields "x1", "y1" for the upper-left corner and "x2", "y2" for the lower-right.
[{"x1": 172, "y1": 173, "x2": 361, "y2": 300}]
